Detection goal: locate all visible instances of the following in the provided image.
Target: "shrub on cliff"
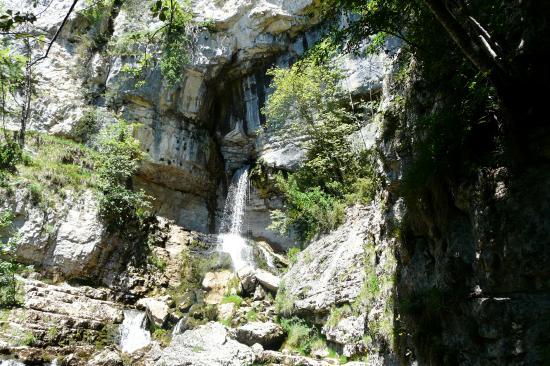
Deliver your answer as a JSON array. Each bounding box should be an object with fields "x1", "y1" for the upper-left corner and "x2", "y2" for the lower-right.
[
  {"x1": 94, "y1": 120, "x2": 151, "y2": 235},
  {"x1": 263, "y1": 43, "x2": 380, "y2": 244}
]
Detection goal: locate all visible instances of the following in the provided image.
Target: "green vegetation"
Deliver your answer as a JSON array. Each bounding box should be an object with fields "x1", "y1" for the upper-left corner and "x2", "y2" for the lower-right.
[
  {"x1": 274, "y1": 280, "x2": 295, "y2": 317},
  {"x1": 0, "y1": 210, "x2": 25, "y2": 307},
  {"x1": 263, "y1": 41, "x2": 380, "y2": 244},
  {"x1": 152, "y1": 327, "x2": 171, "y2": 347},
  {"x1": 110, "y1": 0, "x2": 193, "y2": 86},
  {"x1": 279, "y1": 317, "x2": 326, "y2": 356},
  {"x1": 245, "y1": 308, "x2": 258, "y2": 322},
  {"x1": 94, "y1": 120, "x2": 151, "y2": 234},
  {"x1": 286, "y1": 247, "x2": 301, "y2": 265},
  {"x1": 221, "y1": 294, "x2": 243, "y2": 307}
]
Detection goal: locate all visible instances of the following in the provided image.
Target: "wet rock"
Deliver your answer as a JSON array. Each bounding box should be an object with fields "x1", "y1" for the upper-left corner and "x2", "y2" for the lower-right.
[
  {"x1": 231, "y1": 321, "x2": 285, "y2": 349},
  {"x1": 153, "y1": 322, "x2": 255, "y2": 366}
]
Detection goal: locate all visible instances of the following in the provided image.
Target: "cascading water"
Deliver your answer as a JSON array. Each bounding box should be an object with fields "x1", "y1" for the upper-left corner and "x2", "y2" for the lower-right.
[
  {"x1": 119, "y1": 309, "x2": 151, "y2": 354},
  {"x1": 218, "y1": 166, "x2": 254, "y2": 271}
]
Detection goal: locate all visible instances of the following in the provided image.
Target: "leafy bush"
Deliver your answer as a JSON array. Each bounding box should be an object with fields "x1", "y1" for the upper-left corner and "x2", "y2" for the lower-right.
[
  {"x1": 0, "y1": 212, "x2": 24, "y2": 307},
  {"x1": 279, "y1": 317, "x2": 325, "y2": 356},
  {"x1": 269, "y1": 175, "x2": 345, "y2": 243},
  {"x1": 262, "y1": 42, "x2": 380, "y2": 244},
  {"x1": 94, "y1": 120, "x2": 151, "y2": 234},
  {"x1": 0, "y1": 141, "x2": 21, "y2": 174},
  {"x1": 73, "y1": 108, "x2": 101, "y2": 142}
]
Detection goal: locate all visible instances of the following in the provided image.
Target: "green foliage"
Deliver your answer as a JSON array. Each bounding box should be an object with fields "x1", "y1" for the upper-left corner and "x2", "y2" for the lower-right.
[
  {"x1": 279, "y1": 317, "x2": 325, "y2": 356},
  {"x1": 263, "y1": 42, "x2": 380, "y2": 243},
  {"x1": 269, "y1": 175, "x2": 345, "y2": 243},
  {"x1": 81, "y1": 0, "x2": 113, "y2": 24},
  {"x1": 152, "y1": 327, "x2": 171, "y2": 347},
  {"x1": 73, "y1": 108, "x2": 101, "y2": 142},
  {"x1": 0, "y1": 47, "x2": 26, "y2": 118},
  {"x1": 286, "y1": 247, "x2": 301, "y2": 265},
  {"x1": 94, "y1": 120, "x2": 151, "y2": 234},
  {"x1": 0, "y1": 211, "x2": 24, "y2": 308},
  {"x1": 112, "y1": 0, "x2": 192, "y2": 86},
  {"x1": 274, "y1": 281, "x2": 295, "y2": 317},
  {"x1": 148, "y1": 252, "x2": 167, "y2": 271},
  {"x1": 221, "y1": 294, "x2": 243, "y2": 307},
  {"x1": 0, "y1": 140, "x2": 22, "y2": 174},
  {"x1": 245, "y1": 308, "x2": 258, "y2": 322}
]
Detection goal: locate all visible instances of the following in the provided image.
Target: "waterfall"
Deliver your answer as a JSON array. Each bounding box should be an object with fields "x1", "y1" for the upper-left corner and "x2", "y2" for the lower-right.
[
  {"x1": 219, "y1": 166, "x2": 253, "y2": 271},
  {"x1": 119, "y1": 309, "x2": 151, "y2": 354}
]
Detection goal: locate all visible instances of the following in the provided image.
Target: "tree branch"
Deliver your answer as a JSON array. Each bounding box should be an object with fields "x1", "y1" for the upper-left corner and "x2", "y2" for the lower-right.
[{"x1": 29, "y1": 0, "x2": 79, "y2": 66}]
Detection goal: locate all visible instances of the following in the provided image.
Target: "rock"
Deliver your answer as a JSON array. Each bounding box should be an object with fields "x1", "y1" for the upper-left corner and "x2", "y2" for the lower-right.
[
  {"x1": 202, "y1": 270, "x2": 239, "y2": 304},
  {"x1": 177, "y1": 292, "x2": 195, "y2": 313},
  {"x1": 88, "y1": 348, "x2": 123, "y2": 366},
  {"x1": 0, "y1": 278, "x2": 122, "y2": 348},
  {"x1": 281, "y1": 206, "x2": 371, "y2": 314},
  {"x1": 136, "y1": 298, "x2": 170, "y2": 327},
  {"x1": 237, "y1": 265, "x2": 257, "y2": 293},
  {"x1": 322, "y1": 314, "x2": 367, "y2": 357},
  {"x1": 231, "y1": 321, "x2": 285, "y2": 349},
  {"x1": 257, "y1": 350, "x2": 336, "y2": 366},
  {"x1": 218, "y1": 302, "x2": 236, "y2": 321},
  {"x1": 154, "y1": 322, "x2": 255, "y2": 366},
  {"x1": 251, "y1": 343, "x2": 264, "y2": 355},
  {"x1": 254, "y1": 269, "x2": 281, "y2": 292},
  {"x1": 253, "y1": 284, "x2": 266, "y2": 300}
]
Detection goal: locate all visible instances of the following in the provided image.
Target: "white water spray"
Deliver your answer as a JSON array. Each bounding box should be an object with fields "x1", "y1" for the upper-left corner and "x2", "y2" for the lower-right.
[
  {"x1": 219, "y1": 166, "x2": 253, "y2": 271},
  {"x1": 119, "y1": 309, "x2": 151, "y2": 353}
]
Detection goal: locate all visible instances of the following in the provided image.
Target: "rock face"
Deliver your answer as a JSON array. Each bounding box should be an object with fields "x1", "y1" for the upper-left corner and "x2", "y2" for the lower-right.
[
  {"x1": 153, "y1": 322, "x2": 255, "y2": 366},
  {"x1": 281, "y1": 206, "x2": 369, "y2": 316},
  {"x1": 0, "y1": 189, "x2": 115, "y2": 279},
  {"x1": 0, "y1": 278, "x2": 122, "y2": 349}
]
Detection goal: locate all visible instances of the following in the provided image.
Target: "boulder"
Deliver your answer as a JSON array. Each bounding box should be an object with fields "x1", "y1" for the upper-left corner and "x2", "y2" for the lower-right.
[
  {"x1": 237, "y1": 265, "x2": 257, "y2": 293},
  {"x1": 254, "y1": 269, "x2": 281, "y2": 292},
  {"x1": 231, "y1": 321, "x2": 285, "y2": 349},
  {"x1": 218, "y1": 302, "x2": 236, "y2": 321},
  {"x1": 154, "y1": 322, "x2": 255, "y2": 366},
  {"x1": 136, "y1": 298, "x2": 170, "y2": 327},
  {"x1": 322, "y1": 314, "x2": 367, "y2": 357},
  {"x1": 253, "y1": 285, "x2": 266, "y2": 301}
]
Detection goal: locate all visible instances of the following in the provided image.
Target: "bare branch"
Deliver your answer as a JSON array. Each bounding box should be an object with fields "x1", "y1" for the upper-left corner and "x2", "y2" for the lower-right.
[{"x1": 29, "y1": 0, "x2": 80, "y2": 67}]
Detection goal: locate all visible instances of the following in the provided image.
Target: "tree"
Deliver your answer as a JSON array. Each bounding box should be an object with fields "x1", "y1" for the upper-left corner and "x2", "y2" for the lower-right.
[
  {"x1": 328, "y1": 0, "x2": 550, "y2": 148},
  {"x1": 263, "y1": 45, "x2": 378, "y2": 243},
  {"x1": 0, "y1": 0, "x2": 80, "y2": 147}
]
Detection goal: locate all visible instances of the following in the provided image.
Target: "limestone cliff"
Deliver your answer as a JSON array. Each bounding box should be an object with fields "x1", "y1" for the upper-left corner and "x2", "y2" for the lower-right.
[{"x1": 0, "y1": 1, "x2": 548, "y2": 366}]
